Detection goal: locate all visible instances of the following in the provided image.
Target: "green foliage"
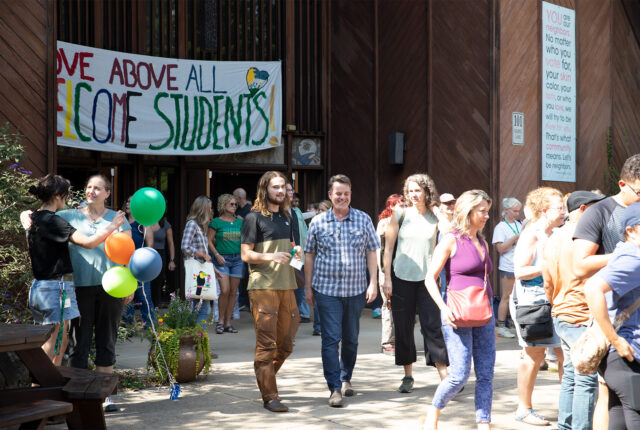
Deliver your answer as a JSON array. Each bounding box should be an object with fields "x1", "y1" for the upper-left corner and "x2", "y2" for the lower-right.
[
  {"x1": 147, "y1": 294, "x2": 211, "y2": 383},
  {"x1": 0, "y1": 125, "x2": 37, "y2": 323}
]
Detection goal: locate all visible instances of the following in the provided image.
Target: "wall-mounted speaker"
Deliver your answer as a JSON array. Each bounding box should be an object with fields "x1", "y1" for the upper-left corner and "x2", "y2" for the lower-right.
[{"x1": 389, "y1": 132, "x2": 405, "y2": 165}]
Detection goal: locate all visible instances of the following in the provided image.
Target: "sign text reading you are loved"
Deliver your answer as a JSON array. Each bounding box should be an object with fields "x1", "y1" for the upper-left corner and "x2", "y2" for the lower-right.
[{"x1": 56, "y1": 41, "x2": 282, "y2": 156}]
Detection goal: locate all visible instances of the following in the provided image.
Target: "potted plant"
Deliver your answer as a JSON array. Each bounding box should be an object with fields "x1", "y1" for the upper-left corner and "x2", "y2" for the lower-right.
[{"x1": 147, "y1": 294, "x2": 211, "y2": 383}]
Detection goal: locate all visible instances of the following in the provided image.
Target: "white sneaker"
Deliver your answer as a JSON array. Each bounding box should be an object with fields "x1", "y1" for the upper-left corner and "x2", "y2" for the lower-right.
[
  {"x1": 497, "y1": 326, "x2": 515, "y2": 338},
  {"x1": 103, "y1": 396, "x2": 117, "y2": 412}
]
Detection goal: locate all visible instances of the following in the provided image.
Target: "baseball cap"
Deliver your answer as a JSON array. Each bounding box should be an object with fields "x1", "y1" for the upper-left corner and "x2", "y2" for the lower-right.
[
  {"x1": 566, "y1": 191, "x2": 605, "y2": 213},
  {"x1": 621, "y1": 202, "x2": 640, "y2": 232},
  {"x1": 440, "y1": 193, "x2": 456, "y2": 203}
]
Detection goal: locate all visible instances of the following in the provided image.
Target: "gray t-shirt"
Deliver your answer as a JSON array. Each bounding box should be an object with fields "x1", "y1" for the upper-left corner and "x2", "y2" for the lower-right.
[
  {"x1": 393, "y1": 207, "x2": 438, "y2": 282},
  {"x1": 573, "y1": 196, "x2": 624, "y2": 254},
  {"x1": 153, "y1": 220, "x2": 172, "y2": 250}
]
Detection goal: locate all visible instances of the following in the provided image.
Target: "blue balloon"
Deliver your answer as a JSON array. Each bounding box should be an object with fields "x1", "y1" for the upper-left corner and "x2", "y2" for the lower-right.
[{"x1": 129, "y1": 247, "x2": 162, "y2": 282}]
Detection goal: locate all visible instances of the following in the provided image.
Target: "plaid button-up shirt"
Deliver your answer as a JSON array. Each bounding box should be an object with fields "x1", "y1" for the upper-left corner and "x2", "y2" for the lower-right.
[{"x1": 304, "y1": 207, "x2": 380, "y2": 297}]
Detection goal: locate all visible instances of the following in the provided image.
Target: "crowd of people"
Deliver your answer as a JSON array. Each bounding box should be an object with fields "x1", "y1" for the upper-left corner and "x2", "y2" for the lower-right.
[{"x1": 20, "y1": 154, "x2": 640, "y2": 428}]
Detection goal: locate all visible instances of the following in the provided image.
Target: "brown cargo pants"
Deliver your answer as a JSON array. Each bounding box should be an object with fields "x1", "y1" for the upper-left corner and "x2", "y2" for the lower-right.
[{"x1": 249, "y1": 289, "x2": 300, "y2": 402}]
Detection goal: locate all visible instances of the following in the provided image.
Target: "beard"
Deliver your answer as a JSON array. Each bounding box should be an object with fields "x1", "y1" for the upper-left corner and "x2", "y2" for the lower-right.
[{"x1": 267, "y1": 193, "x2": 285, "y2": 206}]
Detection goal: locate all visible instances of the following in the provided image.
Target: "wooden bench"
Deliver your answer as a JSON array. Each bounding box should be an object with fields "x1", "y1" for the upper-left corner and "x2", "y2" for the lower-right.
[
  {"x1": 56, "y1": 367, "x2": 118, "y2": 430},
  {"x1": 0, "y1": 399, "x2": 73, "y2": 430}
]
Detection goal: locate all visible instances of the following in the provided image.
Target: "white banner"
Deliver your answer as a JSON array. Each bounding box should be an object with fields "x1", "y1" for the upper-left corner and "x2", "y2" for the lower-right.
[
  {"x1": 541, "y1": 2, "x2": 576, "y2": 182},
  {"x1": 56, "y1": 41, "x2": 282, "y2": 155}
]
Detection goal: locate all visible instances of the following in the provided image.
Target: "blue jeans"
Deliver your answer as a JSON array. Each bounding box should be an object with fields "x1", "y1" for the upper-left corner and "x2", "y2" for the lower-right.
[
  {"x1": 553, "y1": 317, "x2": 597, "y2": 430},
  {"x1": 313, "y1": 303, "x2": 321, "y2": 332},
  {"x1": 433, "y1": 317, "x2": 496, "y2": 423},
  {"x1": 315, "y1": 290, "x2": 366, "y2": 392},
  {"x1": 124, "y1": 282, "x2": 155, "y2": 326},
  {"x1": 294, "y1": 285, "x2": 310, "y2": 318},
  {"x1": 192, "y1": 298, "x2": 211, "y2": 327}
]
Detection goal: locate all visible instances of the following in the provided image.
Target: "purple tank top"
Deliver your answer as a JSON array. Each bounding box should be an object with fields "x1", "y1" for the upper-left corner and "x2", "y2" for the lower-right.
[{"x1": 446, "y1": 232, "x2": 493, "y2": 298}]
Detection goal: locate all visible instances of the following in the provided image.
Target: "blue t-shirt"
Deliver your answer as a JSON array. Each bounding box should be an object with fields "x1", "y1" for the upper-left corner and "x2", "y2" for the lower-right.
[
  {"x1": 57, "y1": 209, "x2": 131, "y2": 287},
  {"x1": 596, "y1": 241, "x2": 640, "y2": 362},
  {"x1": 131, "y1": 221, "x2": 145, "y2": 249}
]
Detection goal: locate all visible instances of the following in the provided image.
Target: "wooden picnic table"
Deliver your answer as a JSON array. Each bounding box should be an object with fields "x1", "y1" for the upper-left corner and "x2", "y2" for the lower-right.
[{"x1": 0, "y1": 323, "x2": 116, "y2": 429}]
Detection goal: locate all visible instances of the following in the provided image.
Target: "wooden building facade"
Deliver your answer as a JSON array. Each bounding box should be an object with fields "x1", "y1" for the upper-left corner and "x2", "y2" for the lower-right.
[{"x1": 2, "y1": 0, "x2": 640, "y2": 284}]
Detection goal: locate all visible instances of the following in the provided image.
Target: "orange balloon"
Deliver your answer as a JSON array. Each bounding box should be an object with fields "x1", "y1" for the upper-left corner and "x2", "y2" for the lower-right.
[{"x1": 104, "y1": 232, "x2": 135, "y2": 265}]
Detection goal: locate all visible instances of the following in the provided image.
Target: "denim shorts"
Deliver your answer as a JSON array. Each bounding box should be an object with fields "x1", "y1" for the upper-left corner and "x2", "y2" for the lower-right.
[
  {"x1": 499, "y1": 270, "x2": 515, "y2": 279},
  {"x1": 28, "y1": 278, "x2": 80, "y2": 324},
  {"x1": 213, "y1": 252, "x2": 244, "y2": 278}
]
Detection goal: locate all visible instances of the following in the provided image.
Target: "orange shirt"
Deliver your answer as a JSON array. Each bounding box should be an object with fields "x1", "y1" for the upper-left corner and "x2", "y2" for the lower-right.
[{"x1": 543, "y1": 223, "x2": 591, "y2": 325}]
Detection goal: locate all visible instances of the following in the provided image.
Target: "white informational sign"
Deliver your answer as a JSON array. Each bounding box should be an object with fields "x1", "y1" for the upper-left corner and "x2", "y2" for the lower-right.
[
  {"x1": 56, "y1": 41, "x2": 282, "y2": 155},
  {"x1": 541, "y1": 2, "x2": 576, "y2": 182},
  {"x1": 512, "y1": 112, "x2": 524, "y2": 146}
]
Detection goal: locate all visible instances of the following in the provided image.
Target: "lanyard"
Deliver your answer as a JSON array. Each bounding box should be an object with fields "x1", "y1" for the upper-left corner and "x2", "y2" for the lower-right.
[{"x1": 503, "y1": 219, "x2": 519, "y2": 235}]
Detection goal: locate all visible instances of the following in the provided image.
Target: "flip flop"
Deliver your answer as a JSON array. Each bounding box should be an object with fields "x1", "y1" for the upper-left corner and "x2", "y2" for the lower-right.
[
  {"x1": 515, "y1": 408, "x2": 550, "y2": 426},
  {"x1": 215, "y1": 323, "x2": 224, "y2": 334}
]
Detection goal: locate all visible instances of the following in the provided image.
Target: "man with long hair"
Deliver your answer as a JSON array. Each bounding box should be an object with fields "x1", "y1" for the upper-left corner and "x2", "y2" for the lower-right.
[
  {"x1": 240, "y1": 171, "x2": 302, "y2": 413},
  {"x1": 304, "y1": 174, "x2": 380, "y2": 407}
]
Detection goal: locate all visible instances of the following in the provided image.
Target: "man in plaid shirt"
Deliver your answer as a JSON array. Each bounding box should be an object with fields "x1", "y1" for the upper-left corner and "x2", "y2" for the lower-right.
[{"x1": 304, "y1": 174, "x2": 380, "y2": 408}]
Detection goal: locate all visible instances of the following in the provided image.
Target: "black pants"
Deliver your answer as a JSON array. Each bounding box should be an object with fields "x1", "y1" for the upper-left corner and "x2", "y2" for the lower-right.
[
  {"x1": 69, "y1": 286, "x2": 124, "y2": 368},
  {"x1": 600, "y1": 350, "x2": 640, "y2": 429},
  {"x1": 150, "y1": 249, "x2": 167, "y2": 306},
  {"x1": 390, "y1": 271, "x2": 448, "y2": 367}
]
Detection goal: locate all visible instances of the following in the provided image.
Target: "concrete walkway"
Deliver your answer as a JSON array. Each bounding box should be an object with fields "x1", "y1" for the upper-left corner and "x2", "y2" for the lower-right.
[{"x1": 97, "y1": 309, "x2": 561, "y2": 429}]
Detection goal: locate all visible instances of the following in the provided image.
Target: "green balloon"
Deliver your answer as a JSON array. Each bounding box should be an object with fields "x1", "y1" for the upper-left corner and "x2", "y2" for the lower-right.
[
  {"x1": 130, "y1": 187, "x2": 166, "y2": 226},
  {"x1": 102, "y1": 266, "x2": 137, "y2": 298}
]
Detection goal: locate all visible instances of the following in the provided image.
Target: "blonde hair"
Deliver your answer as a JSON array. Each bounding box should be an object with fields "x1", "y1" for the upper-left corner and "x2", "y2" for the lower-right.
[
  {"x1": 402, "y1": 173, "x2": 438, "y2": 208},
  {"x1": 252, "y1": 171, "x2": 290, "y2": 218},
  {"x1": 318, "y1": 200, "x2": 332, "y2": 212},
  {"x1": 217, "y1": 193, "x2": 235, "y2": 215},
  {"x1": 451, "y1": 190, "x2": 492, "y2": 238},
  {"x1": 186, "y1": 196, "x2": 212, "y2": 230},
  {"x1": 524, "y1": 187, "x2": 563, "y2": 222}
]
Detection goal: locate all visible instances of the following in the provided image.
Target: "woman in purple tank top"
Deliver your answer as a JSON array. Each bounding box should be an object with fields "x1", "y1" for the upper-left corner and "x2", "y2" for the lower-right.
[{"x1": 423, "y1": 190, "x2": 495, "y2": 430}]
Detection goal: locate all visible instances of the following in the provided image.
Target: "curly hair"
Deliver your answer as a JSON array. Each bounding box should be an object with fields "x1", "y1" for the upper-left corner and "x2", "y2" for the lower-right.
[
  {"x1": 402, "y1": 173, "x2": 438, "y2": 208},
  {"x1": 186, "y1": 196, "x2": 213, "y2": 230},
  {"x1": 451, "y1": 190, "x2": 492, "y2": 238},
  {"x1": 524, "y1": 187, "x2": 563, "y2": 222},
  {"x1": 378, "y1": 194, "x2": 404, "y2": 221},
  {"x1": 252, "y1": 171, "x2": 290, "y2": 218},
  {"x1": 217, "y1": 193, "x2": 236, "y2": 215},
  {"x1": 620, "y1": 154, "x2": 640, "y2": 182}
]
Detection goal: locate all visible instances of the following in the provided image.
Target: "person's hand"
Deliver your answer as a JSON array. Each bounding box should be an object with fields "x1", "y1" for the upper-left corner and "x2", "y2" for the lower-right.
[
  {"x1": 110, "y1": 210, "x2": 126, "y2": 230},
  {"x1": 202, "y1": 252, "x2": 212, "y2": 262},
  {"x1": 293, "y1": 246, "x2": 303, "y2": 260},
  {"x1": 382, "y1": 278, "x2": 392, "y2": 299},
  {"x1": 612, "y1": 335, "x2": 635, "y2": 362},
  {"x1": 442, "y1": 307, "x2": 458, "y2": 329},
  {"x1": 213, "y1": 267, "x2": 224, "y2": 280},
  {"x1": 215, "y1": 254, "x2": 226, "y2": 266},
  {"x1": 305, "y1": 286, "x2": 315, "y2": 306},
  {"x1": 271, "y1": 252, "x2": 291, "y2": 264},
  {"x1": 123, "y1": 293, "x2": 134, "y2": 305},
  {"x1": 168, "y1": 260, "x2": 176, "y2": 271},
  {"x1": 20, "y1": 210, "x2": 33, "y2": 230},
  {"x1": 365, "y1": 282, "x2": 377, "y2": 303}
]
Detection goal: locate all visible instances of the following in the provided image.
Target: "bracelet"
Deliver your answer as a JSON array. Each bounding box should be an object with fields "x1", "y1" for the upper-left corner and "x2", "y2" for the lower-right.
[{"x1": 170, "y1": 258, "x2": 174, "y2": 262}]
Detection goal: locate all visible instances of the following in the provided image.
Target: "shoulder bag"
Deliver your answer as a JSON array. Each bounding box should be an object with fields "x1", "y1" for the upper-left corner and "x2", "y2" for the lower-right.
[
  {"x1": 184, "y1": 225, "x2": 219, "y2": 301},
  {"x1": 571, "y1": 295, "x2": 640, "y2": 375},
  {"x1": 512, "y1": 278, "x2": 553, "y2": 342},
  {"x1": 446, "y1": 240, "x2": 492, "y2": 327}
]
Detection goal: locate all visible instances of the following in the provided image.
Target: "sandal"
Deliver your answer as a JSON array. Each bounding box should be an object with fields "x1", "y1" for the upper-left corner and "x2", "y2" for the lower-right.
[
  {"x1": 215, "y1": 323, "x2": 224, "y2": 334},
  {"x1": 224, "y1": 325, "x2": 238, "y2": 333},
  {"x1": 515, "y1": 408, "x2": 550, "y2": 426}
]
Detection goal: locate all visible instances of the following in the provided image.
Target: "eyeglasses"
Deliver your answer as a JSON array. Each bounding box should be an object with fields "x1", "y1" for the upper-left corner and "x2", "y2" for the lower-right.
[
  {"x1": 443, "y1": 201, "x2": 456, "y2": 206},
  {"x1": 229, "y1": 202, "x2": 237, "y2": 206},
  {"x1": 627, "y1": 183, "x2": 640, "y2": 196}
]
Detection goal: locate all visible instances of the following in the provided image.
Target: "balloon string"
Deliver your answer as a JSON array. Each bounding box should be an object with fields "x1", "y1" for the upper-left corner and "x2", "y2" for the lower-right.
[{"x1": 138, "y1": 225, "x2": 179, "y2": 398}]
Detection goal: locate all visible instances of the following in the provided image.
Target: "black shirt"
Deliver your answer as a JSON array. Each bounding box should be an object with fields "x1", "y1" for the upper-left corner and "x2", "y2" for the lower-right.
[
  {"x1": 28, "y1": 210, "x2": 77, "y2": 279},
  {"x1": 236, "y1": 203, "x2": 252, "y2": 219},
  {"x1": 573, "y1": 196, "x2": 625, "y2": 254}
]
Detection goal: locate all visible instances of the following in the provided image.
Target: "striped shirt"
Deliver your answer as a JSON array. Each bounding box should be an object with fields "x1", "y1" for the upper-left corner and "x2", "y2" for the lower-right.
[
  {"x1": 305, "y1": 208, "x2": 380, "y2": 297},
  {"x1": 181, "y1": 220, "x2": 208, "y2": 262}
]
